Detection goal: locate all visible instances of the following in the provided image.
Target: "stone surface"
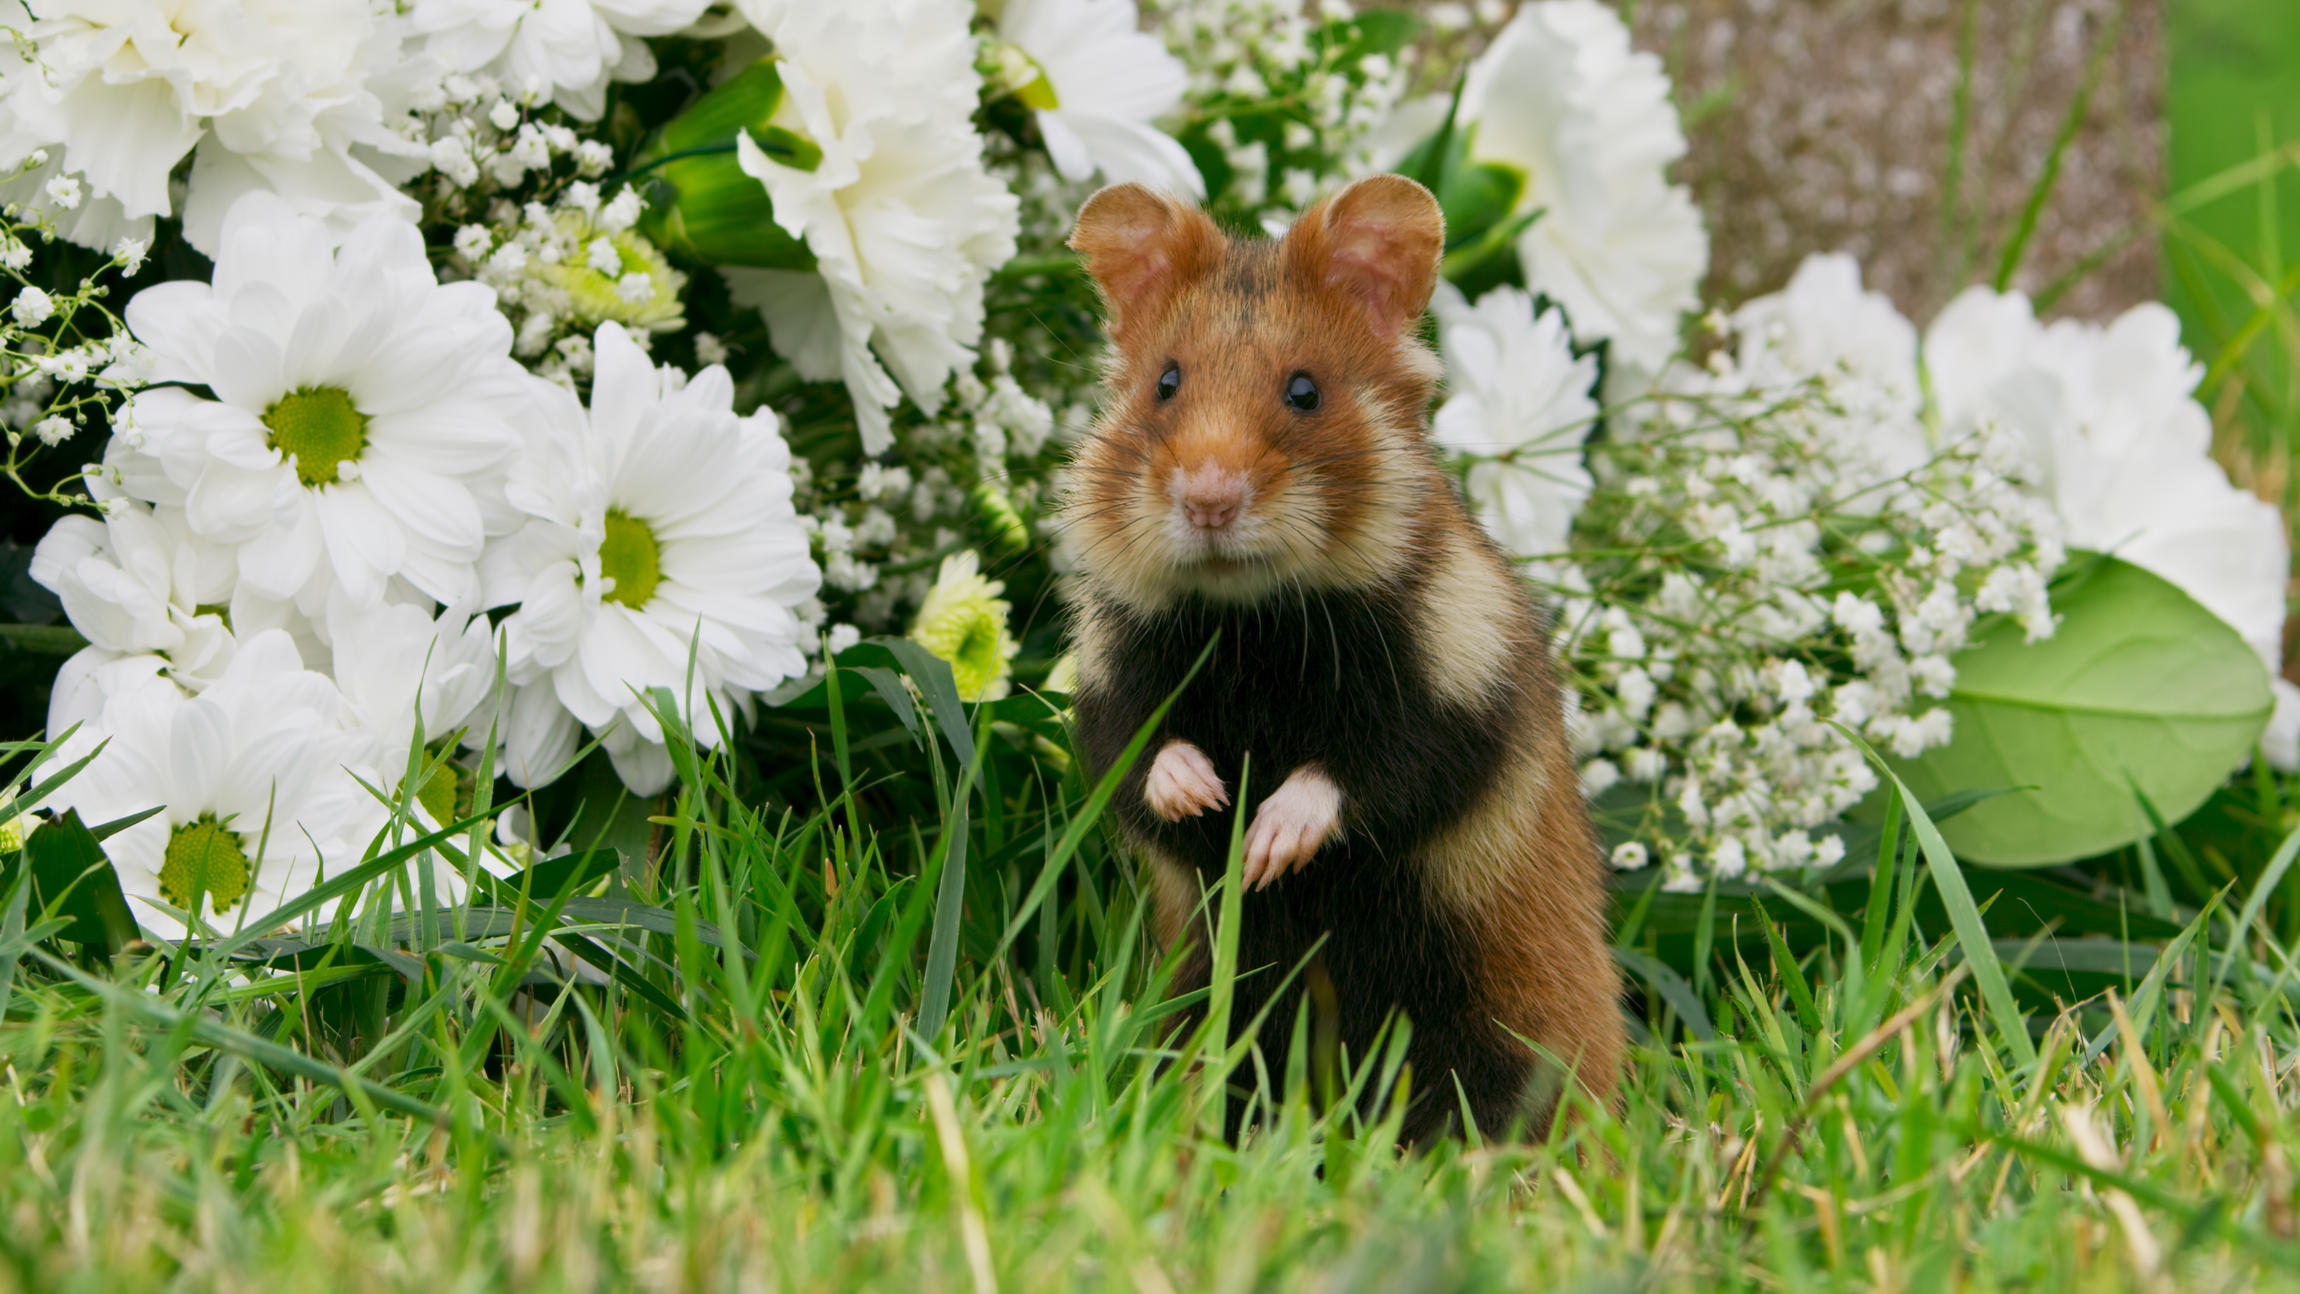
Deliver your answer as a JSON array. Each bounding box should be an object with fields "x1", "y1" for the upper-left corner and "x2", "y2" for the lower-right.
[{"x1": 1625, "y1": 0, "x2": 2161, "y2": 322}]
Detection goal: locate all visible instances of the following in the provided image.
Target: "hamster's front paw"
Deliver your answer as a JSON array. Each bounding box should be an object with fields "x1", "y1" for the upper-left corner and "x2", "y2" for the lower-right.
[
  {"x1": 1145, "y1": 739, "x2": 1228, "y2": 822},
  {"x1": 1243, "y1": 766, "x2": 1341, "y2": 890}
]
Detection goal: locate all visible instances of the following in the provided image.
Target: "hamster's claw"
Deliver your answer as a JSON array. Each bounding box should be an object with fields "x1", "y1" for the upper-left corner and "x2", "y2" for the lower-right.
[
  {"x1": 1146, "y1": 739, "x2": 1228, "y2": 822},
  {"x1": 1242, "y1": 766, "x2": 1341, "y2": 890}
]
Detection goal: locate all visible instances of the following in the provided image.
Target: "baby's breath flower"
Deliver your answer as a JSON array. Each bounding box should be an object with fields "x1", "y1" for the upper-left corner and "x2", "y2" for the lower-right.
[{"x1": 11, "y1": 287, "x2": 54, "y2": 327}]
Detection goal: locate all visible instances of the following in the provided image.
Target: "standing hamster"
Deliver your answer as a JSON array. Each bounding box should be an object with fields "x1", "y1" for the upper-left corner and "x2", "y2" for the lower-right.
[{"x1": 1058, "y1": 176, "x2": 1622, "y2": 1143}]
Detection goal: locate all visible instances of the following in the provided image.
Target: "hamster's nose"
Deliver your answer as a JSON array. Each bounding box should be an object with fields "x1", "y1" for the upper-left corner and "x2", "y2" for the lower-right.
[{"x1": 1175, "y1": 465, "x2": 1247, "y2": 531}]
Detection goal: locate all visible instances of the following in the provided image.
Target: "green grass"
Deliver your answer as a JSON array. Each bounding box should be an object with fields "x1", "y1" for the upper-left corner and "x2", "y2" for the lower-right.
[
  {"x1": 6, "y1": 661, "x2": 2300, "y2": 1293},
  {"x1": 2164, "y1": 0, "x2": 2300, "y2": 501}
]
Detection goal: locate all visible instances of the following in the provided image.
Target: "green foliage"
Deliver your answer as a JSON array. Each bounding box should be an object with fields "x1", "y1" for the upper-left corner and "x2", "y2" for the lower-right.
[
  {"x1": 1890, "y1": 555, "x2": 2271, "y2": 867},
  {"x1": 2164, "y1": 0, "x2": 2300, "y2": 475},
  {"x1": 1, "y1": 636, "x2": 2299, "y2": 1289}
]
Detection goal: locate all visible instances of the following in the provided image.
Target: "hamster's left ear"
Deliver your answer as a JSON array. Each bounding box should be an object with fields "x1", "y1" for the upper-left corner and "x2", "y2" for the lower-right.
[{"x1": 1284, "y1": 174, "x2": 1445, "y2": 339}]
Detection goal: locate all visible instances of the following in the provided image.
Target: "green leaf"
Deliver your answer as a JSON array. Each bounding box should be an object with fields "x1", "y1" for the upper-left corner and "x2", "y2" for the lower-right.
[
  {"x1": 501, "y1": 848, "x2": 620, "y2": 902},
  {"x1": 866, "y1": 636, "x2": 979, "y2": 770},
  {"x1": 12, "y1": 809, "x2": 139, "y2": 952},
  {"x1": 1318, "y1": 10, "x2": 1422, "y2": 64},
  {"x1": 1890, "y1": 555, "x2": 2272, "y2": 867},
  {"x1": 1435, "y1": 159, "x2": 1525, "y2": 251}
]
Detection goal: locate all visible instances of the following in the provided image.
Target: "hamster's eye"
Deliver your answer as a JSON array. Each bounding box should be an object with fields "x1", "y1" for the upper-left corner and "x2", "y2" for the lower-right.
[
  {"x1": 1284, "y1": 371, "x2": 1320, "y2": 413},
  {"x1": 1155, "y1": 361, "x2": 1181, "y2": 402}
]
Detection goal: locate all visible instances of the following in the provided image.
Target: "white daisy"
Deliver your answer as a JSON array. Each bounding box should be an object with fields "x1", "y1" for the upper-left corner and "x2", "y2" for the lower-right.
[
  {"x1": 1454, "y1": 0, "x2": 1707, "y2": 374},
  {"x1": 723, "y1": 0, "x2": 1020, "y2": 455},
  {"x1": 996, "y1": 0, "x2": 1203, "y2": 196},
  {"x1": 325, "y1": 592, "x2": 502, "y2": 777},
  {"x1": 1924, "y1": 287, "x2": 2291, "y2": 723},
  {"x1": 482, "y1": 323, "x2": 820, "y2": 794},
  {"x1": 1430, "y1": 283, "x2": 1602, "y2": 559},
  {"x1": 30, "y1": 482, "x2": 239, "y2": 698},
  {"x1": 41, "y1": 629, "x2": 387, "y2": 941},
  {"x1": 408, "y1": 0, "x2": 714, "y2": 121},
  {"x1": 108, "y1": 193, "x2": 527, "y2": 612},
  {"x1": 0, "y1": 0, "x2": 426, "y2": 256}
]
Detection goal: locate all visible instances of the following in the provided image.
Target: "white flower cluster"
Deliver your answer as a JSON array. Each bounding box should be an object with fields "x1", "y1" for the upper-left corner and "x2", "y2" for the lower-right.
[
  {"x1": 793, "y1": 337, "x2": 1059, "y2": 643},
  {"x1": 31, "y1": 195, "x2": 819, "y2": 934},
  {"x1": 1151, "y1": 0, "x2": 1416, "y2": 218},
  {"x1": 0, "y1": 208, "x2": 142, "y2": 466},
  {"x1": 409, "y1": 68, "x2": 617, "y2": 201},
  {"x1": 1437, "y1": 242, "x2": 2294, "y2": 883},
  {"x1": 0, "y1": 0, "x2": 429, "y2": 256},
  {"x1": 1555, "y1": 359, "x2": 2062, "y2": 888},
  {"x1": 1924, "y1": 287, "x2": 2298, "y2": 755},
  {"x1": 1432, "y1": 257, "x2": 2062, "y2": 886},
  {"x1": 451, "y1": 184, "x2": 686, "y2": 380},
  {"x1": 1443, "y1": 0, "x2": 1709, "y2": 378}
]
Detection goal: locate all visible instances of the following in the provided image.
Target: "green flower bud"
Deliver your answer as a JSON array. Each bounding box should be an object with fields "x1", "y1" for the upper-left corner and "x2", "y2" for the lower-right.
[
  {"x1": 986, "y1": 41, "x2": 1060, "y2": 110},
  {"x1": 969, "y1": 481, "x2": 1030, "y2": 558},
  {"x1": 637, "y1": 58, "x2": 824, "y2": 270}
]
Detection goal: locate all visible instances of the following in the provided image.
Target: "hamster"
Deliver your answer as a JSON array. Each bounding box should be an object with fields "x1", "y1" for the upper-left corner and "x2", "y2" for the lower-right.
[{"x1": 1058, "y1": 175, "x2": 1623, "y2": 1143}]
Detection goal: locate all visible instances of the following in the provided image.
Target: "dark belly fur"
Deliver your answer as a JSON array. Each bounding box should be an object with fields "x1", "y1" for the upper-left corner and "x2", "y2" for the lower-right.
[{"x1": 1075, "y1": 585, "x2": 1536, "y2": 1140}]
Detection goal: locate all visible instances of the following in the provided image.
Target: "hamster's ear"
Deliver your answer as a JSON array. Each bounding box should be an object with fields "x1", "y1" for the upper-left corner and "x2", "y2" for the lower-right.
[
  {"x1": 1284, "y1": 174, "x2": 1445, "y2": 338},
  {"x1": 1068, "y1": 184, "x2": 1223, "y2": 340}
]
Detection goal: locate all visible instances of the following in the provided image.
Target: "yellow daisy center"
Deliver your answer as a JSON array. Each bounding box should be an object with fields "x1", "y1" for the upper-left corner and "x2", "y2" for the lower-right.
[
  {"x1": 261, "y1": 386, "x2": 368, "y2": 488},
  {"x1": 600, "y1": 509, "x2": 662, "y2": 610},
  {"x1": 159, "y1": 813, "x2": 251, "y2": 914}
]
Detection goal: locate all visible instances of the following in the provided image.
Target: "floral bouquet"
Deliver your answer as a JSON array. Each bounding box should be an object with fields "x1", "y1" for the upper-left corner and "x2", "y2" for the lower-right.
[{"x1": 0, "y1": 0, "x2": 2286, "y2": 941}]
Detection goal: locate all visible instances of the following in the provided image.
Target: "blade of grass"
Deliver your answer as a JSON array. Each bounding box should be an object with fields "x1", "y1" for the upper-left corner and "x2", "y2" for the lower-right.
[{"x1": 1839, "y1": 725, "x2": 2037, "y2": 1069}]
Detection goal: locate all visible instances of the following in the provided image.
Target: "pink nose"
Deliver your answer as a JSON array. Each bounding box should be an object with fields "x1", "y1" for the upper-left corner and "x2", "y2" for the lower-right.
[{"x1": 1180, "y1": 474, "x2": 1245, "y2": 530}]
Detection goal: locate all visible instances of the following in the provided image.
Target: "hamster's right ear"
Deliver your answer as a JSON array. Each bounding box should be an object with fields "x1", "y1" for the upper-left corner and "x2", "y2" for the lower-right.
[{"x1": 1068, "y1": 184, "x2": 1223, "y2": 341}]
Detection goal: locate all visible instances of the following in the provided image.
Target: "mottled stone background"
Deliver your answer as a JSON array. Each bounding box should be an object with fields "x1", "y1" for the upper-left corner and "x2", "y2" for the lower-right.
[{"x1": 1621, "y1": 0, "x2": 2159, "y2": 322}]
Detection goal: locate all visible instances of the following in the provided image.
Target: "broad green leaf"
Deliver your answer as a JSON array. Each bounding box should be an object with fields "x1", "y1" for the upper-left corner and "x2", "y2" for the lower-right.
[
  {"x1": 11, "y1": 809, "x2": 139, "y2": 952},
  {"x1": 1892, "y1": 555, "x2": 2272, "y2": 867}
]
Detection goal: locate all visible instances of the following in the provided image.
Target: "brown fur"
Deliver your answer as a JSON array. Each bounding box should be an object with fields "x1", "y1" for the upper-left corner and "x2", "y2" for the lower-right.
[{"x1": 1062, "y1": 178, "x2": 1623, "y2": 1137}]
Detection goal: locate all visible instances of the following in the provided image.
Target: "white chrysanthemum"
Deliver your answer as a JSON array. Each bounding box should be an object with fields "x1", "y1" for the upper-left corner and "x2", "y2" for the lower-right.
[
  {"x1": 30, "y1": 483, "x2": 239, "y2": 707},
  {"x1": 724, "y1": 0, "x2": 1020, "y2": 455},
  {"x1": 41, "y1": 630, "x2": 387, "y2": 940},
  {"x1": 408, "y1": 0, "x2": 713, "y2": 121},
  {"x1": 1731, "y1": 252, "x2": 1931, "y2": 486},
  {"x1": 482, "y1": 323, "x2": 821, "y2": 794},
  {"x1": 1924, "y1": 286, "x2": 2293, "y2": 750},
  {"x1": 0, "y1": 0, "x2": 425, "y2": 256},
  {"x1": 1455, "y1": 0, "x2": 1707, "y2": 374},
  {"x1": 1430, "y1": 284, "x2": 1601, "y2": 558},
  {"x1": 108, "y1": 194, "x2": 527, "y2": 612},
  {"x1": 997, "y1": 0, "x2": 1203, "y2": 196},
  {"x1": 326, "y1": 593, "x2": 501, "y2": 776}
]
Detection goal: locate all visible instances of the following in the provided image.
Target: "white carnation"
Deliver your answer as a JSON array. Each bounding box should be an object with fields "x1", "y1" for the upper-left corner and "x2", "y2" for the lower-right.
[
  {"x1": 1455, "y1": 0, "x2": 1708, "y2": 375},
  {"x1": 1732, "y1": 253, "x2": 1930, "y2": 486},
  {"x1": 1924, "y1": 287, "x2": 2290, "y2": 696},
  {"x1": 409, "y1": 0, "x2": 713, "y2": 121},
  {"x1": 1430, "y1": 283, "x2": 1601, "y2": 558},
  {"x1": 724, "y1": 0, "x2": 1020, "y2": 455},
  {"x1": 997, "y1": 0, "x2": 1204, "y2": 196},
  {"x1": 0, "y1": 0, "x2": 426, "y2": 255}
]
